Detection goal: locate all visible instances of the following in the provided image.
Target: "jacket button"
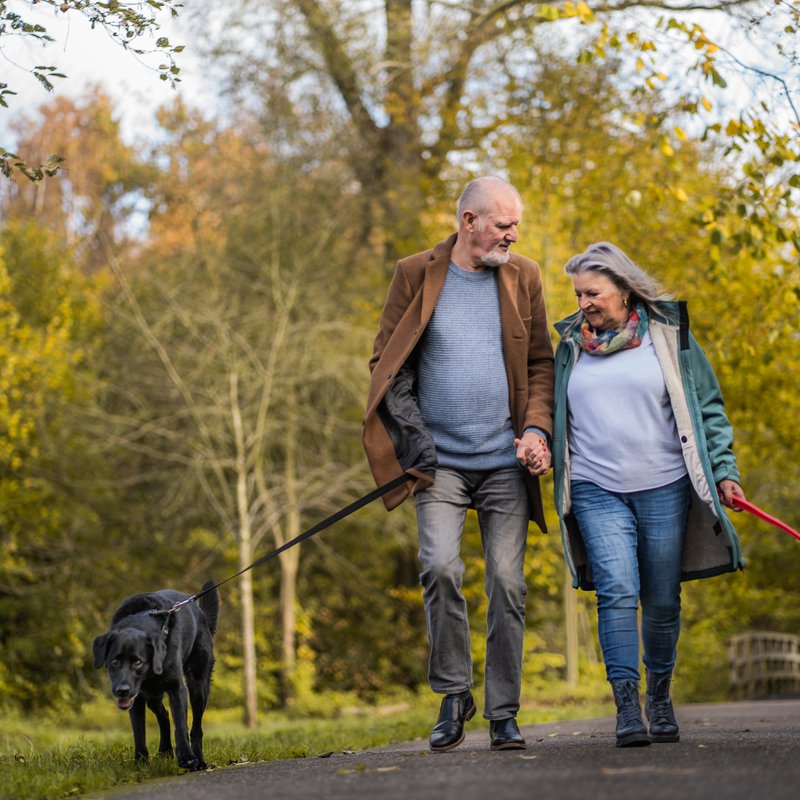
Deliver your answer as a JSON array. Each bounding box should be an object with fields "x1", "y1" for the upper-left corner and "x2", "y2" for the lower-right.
[{"x1": 681, "y1": 436, "x2": 688, "y2": 443}]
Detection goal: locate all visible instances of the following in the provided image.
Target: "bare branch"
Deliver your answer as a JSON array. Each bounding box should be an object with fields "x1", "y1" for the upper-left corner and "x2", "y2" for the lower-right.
[
  {"x1": 293, "y1": 0, "x2": 382, "y2": 162},
  {"x1": 712, "y1": 42, "x2": 800, "y2": 127}
]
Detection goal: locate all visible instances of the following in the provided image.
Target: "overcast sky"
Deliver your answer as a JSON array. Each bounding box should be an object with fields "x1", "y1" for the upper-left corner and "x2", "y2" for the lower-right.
[{"x1": 1, "y1": 1, "x2": 204, "y2": 148}]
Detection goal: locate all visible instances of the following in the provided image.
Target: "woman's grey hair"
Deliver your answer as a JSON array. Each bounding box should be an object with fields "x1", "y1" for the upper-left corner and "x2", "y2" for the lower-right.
[
  {"x1": 564, "y1": 242, "x2": 670, "y2": 309},
  {"x1": 456, "y1": 176, "x2": 521, "y2": 222}
]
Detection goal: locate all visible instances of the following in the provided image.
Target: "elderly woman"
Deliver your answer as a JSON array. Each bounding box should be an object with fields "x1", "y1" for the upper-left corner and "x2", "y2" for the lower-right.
[{"x1": 551, "y1": 242, "x2": 745, "y2": 747}]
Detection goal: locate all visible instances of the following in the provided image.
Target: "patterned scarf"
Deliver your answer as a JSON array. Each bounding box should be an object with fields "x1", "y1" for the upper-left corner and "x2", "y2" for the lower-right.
[{"x1": 569, "y1": 303, "x2": 649, "y2": 356}]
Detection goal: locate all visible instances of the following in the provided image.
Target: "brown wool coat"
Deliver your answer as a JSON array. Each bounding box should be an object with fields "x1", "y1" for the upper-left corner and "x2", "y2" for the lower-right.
[{"x1": 363, "y1": 233, "x2": 555, "y2": 532}]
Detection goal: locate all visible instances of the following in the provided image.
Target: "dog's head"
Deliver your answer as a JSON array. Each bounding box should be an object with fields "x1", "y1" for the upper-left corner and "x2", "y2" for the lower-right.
[{"x1": 93, "y1": 627, "x2": 168, "y2": 710}]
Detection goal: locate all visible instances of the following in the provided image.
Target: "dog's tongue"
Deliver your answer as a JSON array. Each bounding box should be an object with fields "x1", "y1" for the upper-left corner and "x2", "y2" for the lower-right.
[{"x1": 117, "y1": 696, "x2": 135, "y2": 711}]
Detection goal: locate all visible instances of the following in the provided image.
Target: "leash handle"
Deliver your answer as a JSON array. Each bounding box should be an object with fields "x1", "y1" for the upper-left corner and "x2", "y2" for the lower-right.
[
  {"x1": 161, "y1": 472, "x2": 415, "y2": 614},
  {"x1": 731, "y1": 497, "x2": 800, "y2": 542}
]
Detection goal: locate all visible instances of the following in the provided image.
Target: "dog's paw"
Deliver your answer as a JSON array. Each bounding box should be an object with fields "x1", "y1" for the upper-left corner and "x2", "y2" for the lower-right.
[{"x1": 178, "y1": 757, "x2": 206, "y2": 772}]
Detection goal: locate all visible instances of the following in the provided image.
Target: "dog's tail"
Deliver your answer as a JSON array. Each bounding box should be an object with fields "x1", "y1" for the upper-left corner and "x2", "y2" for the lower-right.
[{"x1": 198, "y1": 580, "x2": 220, "y2": 636}]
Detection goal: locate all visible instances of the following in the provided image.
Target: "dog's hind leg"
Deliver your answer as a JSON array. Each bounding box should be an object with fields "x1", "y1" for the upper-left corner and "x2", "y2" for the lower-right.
[
  {"x1": 166, "y1": 680, "x2": 199, "y2": 771},
  {"x1": 186, "y1": 671, "x2": 211, "y2": 770},
  {"x1": 146, "y1": 694, "x2": 174, "y2": 757},
  {"x1": 129, "y1": 695, "x2": 149, "y2": 763}
]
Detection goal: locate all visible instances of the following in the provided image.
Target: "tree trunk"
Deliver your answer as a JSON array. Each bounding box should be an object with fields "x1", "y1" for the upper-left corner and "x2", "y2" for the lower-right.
[
  {"x1": 231, "y1": 372, "x2": 259, "y2": 727},
  {"x1": 279, "y1": 400, "x2": 301, "y2": 704},
  {"x1": 239, "y1": 556, "x2": 259, "y2": 727},
  {"x1": 279, "y1": 548, "x2": 299, "y2": 703}
]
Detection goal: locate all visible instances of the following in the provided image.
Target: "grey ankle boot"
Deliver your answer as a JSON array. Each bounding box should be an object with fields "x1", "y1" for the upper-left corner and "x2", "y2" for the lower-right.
[
  {"x1": 646, "y1": 671, "x2": 680, "y2": 742},
  {"x1": 611, "y1": 680, "x2": 650, "y2": 747}
]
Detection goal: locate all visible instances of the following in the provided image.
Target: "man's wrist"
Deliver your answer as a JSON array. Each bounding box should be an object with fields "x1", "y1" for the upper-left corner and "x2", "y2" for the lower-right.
[{"x1": 524, "y1": 427, "x2": 550, "y2": 448}]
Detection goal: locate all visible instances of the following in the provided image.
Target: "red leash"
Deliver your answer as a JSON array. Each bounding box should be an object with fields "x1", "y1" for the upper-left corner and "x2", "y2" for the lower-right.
[{"x1": 731, "y1": 497, "x2": 800, "y2": 543}]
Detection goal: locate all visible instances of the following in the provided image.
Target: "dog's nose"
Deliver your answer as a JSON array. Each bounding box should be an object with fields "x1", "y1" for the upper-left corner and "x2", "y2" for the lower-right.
[{"x1": 115, "y1": 684, "x2": 132, "y2": 698}]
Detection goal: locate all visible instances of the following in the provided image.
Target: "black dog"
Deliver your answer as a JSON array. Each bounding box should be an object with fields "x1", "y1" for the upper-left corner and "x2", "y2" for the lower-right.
[{"x1": 93, "y1": 581, "x2": 219, "y2": 770}]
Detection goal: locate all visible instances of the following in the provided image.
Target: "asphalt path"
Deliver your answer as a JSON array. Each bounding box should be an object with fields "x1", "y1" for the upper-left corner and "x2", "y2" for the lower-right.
[{"x1": 101, "y1": 699, "x2": 800, "y2": 800}]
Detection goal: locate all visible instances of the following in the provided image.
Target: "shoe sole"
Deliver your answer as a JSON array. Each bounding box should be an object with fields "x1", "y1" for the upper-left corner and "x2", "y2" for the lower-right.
[
  {"x1": 616, "y1": 733, "x2": 651, "y2": 747},
  {"x1": 650, "y1": 733, "x2": 680, "y2": 743},
  {"x1": 490, "y1": 741, "x2": 527, "y2": 751},
  {"x1": 429, "y1": 701, "x2": 477, "y2": 753}
]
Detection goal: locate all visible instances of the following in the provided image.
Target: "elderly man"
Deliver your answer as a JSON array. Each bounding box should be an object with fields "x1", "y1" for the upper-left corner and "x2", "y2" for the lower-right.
[{"x1": 363, "y1": 176, "x2": 555, "y2": 752}]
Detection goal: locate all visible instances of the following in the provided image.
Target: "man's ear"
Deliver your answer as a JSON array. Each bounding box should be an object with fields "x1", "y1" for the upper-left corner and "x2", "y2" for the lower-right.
[
  {"x1": 151, "y1": 633, "x2": 167, "y2": 675},
  {"x1": 92, "y1": 633, "x2": 111, "y2": 669}
]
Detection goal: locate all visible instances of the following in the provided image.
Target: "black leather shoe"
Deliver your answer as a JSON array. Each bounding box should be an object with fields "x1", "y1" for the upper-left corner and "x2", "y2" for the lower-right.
[
  {"x1": 489, "y1": 717, "x2": 527, "y2": 750},
  {"x1": 429, "y1": 691, "x2": 476, "y2": 752}
]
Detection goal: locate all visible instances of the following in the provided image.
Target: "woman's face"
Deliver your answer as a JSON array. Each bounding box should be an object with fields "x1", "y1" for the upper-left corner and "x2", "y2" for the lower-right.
[{"x1": 572, "y1": 270, "x2": 630, "y2": 332}]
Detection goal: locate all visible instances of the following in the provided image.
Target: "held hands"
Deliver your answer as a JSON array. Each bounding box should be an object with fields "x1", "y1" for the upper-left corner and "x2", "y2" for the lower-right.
[
  {"x1": 515, "y1": 431, "x2": 551, "y2": 476},
  {"x1": 717, "y1": 479, "x2": 745, "y2": 509}
]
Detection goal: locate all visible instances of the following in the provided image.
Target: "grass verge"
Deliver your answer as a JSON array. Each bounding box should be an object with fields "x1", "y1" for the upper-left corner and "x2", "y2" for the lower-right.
[{"x1": 0, "y1": 692, "x2": 613, "y2": 800}]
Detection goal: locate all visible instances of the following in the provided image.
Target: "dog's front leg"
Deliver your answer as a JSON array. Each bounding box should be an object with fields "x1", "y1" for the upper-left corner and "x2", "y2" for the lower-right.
[
  {"x1": 129, "y1": 695, "x2": 149, "y2": 763},
  {"x1": 146, "y1": 694, "x2": 173, "y2": 757},
  {"x1": 166, "y1": 680, "x2": 199, "y2": 770}
]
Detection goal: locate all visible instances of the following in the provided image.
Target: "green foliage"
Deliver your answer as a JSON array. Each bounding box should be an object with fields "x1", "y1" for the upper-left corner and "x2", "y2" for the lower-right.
[{"x1": 0, "y1": 221, "x2": 106, "y2": 709}]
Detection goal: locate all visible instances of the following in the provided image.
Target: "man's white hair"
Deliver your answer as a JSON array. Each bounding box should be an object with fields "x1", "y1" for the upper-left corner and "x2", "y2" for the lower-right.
[{"x1": 456, "y1": 176, "x2": 521, "y2": 223}]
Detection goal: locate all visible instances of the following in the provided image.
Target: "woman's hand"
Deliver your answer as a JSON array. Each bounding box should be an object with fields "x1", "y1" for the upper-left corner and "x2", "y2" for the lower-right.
[
  {"x1": 717, "y1": 479, "x2": 745, "y2": 509},
  {"x1": 515, "y1": 431, "x2": 551, "y2": 476}
]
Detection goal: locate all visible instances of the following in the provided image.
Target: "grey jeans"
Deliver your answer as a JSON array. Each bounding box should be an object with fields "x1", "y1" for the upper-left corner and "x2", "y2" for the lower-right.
[{"x1": 414, "y1": 466, "x2": 529, "y2": 719}]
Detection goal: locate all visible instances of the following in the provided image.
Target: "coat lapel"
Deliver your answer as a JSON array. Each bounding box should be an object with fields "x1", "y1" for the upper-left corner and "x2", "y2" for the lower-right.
[
  {"x1": 497, "y1": 259, "x2": 522, "y2": 357},
  {"x1": 420, "y1": 234, "x2": 455, "y2": 326}
]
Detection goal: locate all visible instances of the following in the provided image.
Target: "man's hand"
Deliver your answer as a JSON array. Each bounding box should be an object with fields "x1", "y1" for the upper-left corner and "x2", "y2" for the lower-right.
[{"x1": 514, "y1": 431, "x2": 551, "y2": 476}]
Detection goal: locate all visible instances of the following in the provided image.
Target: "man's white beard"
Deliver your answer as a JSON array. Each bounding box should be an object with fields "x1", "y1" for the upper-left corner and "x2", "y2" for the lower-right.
[{"x1": 480, "y1": 248, "x2": 510, "y2": 267}]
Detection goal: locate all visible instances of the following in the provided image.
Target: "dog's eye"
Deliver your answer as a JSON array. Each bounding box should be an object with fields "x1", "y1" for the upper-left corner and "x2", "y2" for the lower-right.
[
  {"x1": 133, "y1": 659, "x2": 143, "y2": 669},
  {"x1": 110, "y1": 658, "x2": 121, "y2": 667}
]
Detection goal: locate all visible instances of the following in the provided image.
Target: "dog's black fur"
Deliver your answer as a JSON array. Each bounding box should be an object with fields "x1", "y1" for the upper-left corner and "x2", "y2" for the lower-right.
[{"x1": 93, "y1": 581, "x2": 219, "y2": 770}]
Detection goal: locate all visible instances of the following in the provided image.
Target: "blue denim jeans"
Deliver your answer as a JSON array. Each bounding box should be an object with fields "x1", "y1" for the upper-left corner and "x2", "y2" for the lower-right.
[
  {"x1": 414, "y1": 467, "x2": 529, "y2": 719},
  {"x1": 570, "y1": 476, "x2": 691, "y2": 682}
]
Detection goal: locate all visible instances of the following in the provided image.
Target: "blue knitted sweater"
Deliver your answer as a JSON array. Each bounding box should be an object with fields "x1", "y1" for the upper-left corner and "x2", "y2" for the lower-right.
[{"x1": 416, "y1": 261, "x2": 517, "y2": 471}]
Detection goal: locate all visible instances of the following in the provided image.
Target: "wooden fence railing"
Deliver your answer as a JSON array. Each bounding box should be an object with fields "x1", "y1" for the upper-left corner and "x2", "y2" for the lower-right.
[{"x1": 728, "y1": 632, "x2": 800, "y2": 699}]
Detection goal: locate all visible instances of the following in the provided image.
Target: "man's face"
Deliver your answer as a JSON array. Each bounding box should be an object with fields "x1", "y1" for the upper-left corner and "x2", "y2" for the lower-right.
[{"x1": 466, "y1": 191, "x2": 522, "y2": 267}]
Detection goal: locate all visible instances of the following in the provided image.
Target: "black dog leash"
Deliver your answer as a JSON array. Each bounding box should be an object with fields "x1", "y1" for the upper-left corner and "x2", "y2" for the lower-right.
[{"x1": 152, "y1": 472, "x2": 414, "y2": 619}]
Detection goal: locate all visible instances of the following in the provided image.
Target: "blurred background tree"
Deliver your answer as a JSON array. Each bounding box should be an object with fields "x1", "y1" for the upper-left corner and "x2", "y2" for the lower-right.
[{"x1": 0, "y1": 0, "x2": 798, "y2": 722}]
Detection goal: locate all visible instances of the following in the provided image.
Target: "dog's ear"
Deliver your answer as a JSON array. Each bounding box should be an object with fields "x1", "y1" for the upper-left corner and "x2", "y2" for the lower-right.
[
  {"x1": 151, "y1": 633, "x2": 168, "y2": 675},
  {"x1": 92, "y1": 633, "x2": 111, "y2": 669}
]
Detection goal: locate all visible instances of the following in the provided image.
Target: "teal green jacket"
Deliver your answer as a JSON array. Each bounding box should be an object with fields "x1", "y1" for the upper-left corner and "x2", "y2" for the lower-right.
[{"x1": 552, "y1": 301, "x2": 745, "y2": 590}]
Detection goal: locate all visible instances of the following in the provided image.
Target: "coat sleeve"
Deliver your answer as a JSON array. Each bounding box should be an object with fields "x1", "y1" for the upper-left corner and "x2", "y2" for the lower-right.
[
  {"x1": 364, "y1": 258, "x2": 436, "y2": 500},
  {"x1": 369, "y1": 261, "x2": 413, "y2": 376},
  {"x1": 689, "y1": 333, "x2": 740, "y2": 484}
]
